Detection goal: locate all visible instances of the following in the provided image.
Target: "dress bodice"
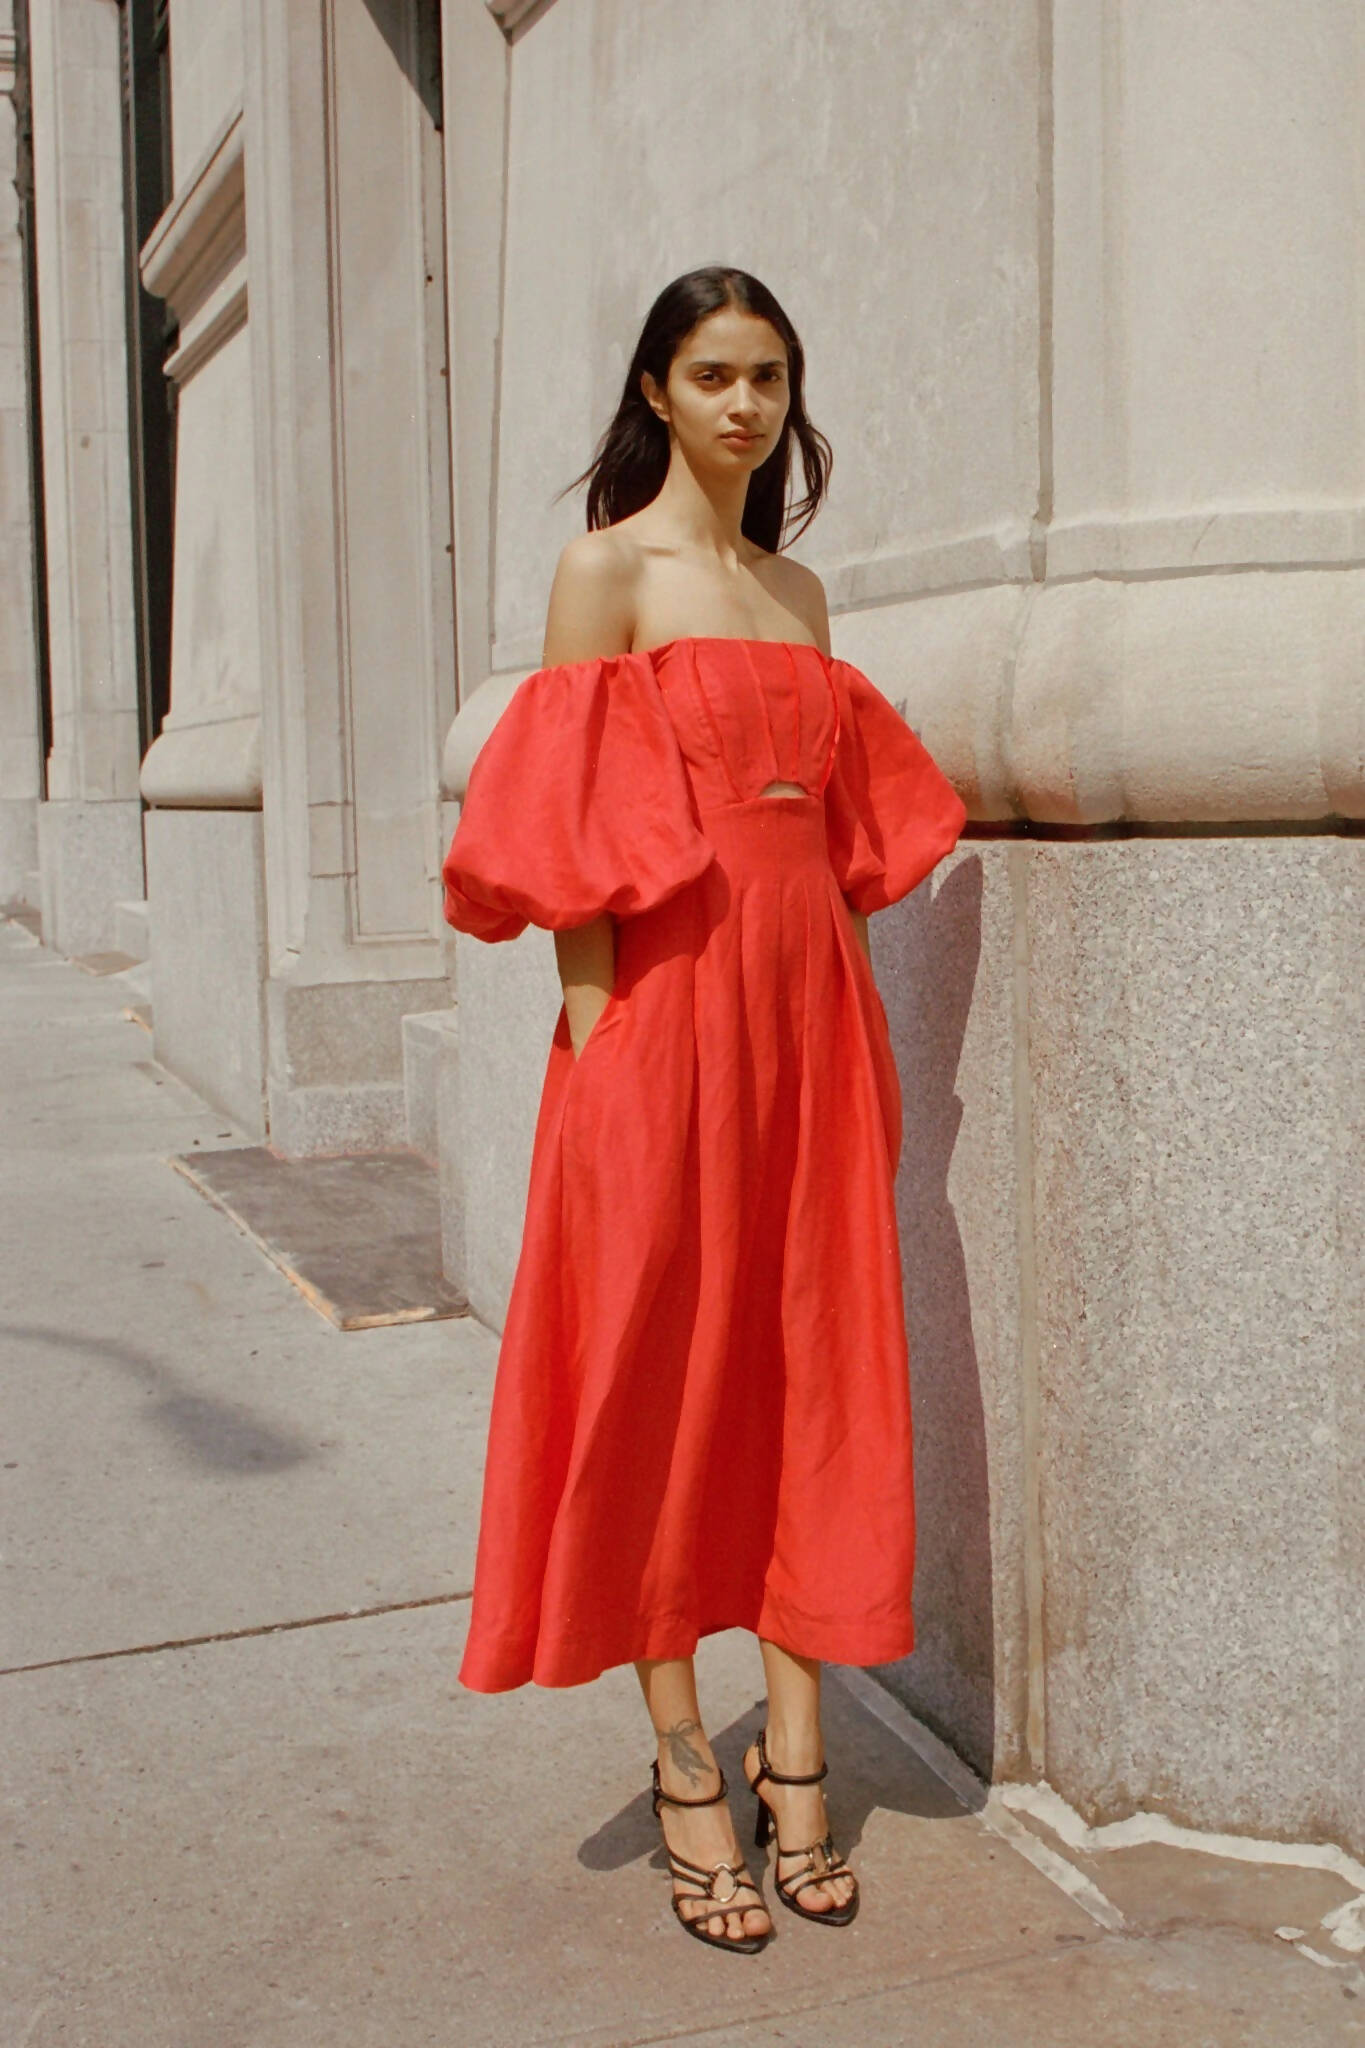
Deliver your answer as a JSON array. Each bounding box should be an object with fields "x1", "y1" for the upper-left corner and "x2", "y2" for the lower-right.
[
  {"x1": 650, "y1": 637, "x2": 841, "y2": 810},
  {"x1": 440, "y1": 636, "x2": 966, "y2": 941}
]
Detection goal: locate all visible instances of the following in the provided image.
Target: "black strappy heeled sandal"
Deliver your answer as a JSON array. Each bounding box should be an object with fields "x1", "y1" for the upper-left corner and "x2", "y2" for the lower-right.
[
  {"x1": 745, "y1": 1727, "x2": 861, "y2": 1927},
  {"x1": 650, "y1": 1758, "x2": 773, "y2": 1955}
]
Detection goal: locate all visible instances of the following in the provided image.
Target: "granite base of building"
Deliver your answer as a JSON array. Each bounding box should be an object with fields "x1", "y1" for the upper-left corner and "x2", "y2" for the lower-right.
[
  {"x1": 264, "y1": 973, "x2": 452, "y2": 1161},
  {"x1": 0, "y1": 797, "x2": 38, "y2": 905},
  {"x1": 145, "y1": 807, "x2": 268, "y2": 1136},
  {"x1": 36, "y1": 798, "x2": 145, "y2": 958},
  {"x1": 873, "y1": 835, "x2": 1364, "y2": 1865}
]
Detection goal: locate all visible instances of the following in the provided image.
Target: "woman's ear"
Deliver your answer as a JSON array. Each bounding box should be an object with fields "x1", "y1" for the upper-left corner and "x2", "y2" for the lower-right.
[{"x1": 640, "y1": 370, "x2": 669, "y2": 425}]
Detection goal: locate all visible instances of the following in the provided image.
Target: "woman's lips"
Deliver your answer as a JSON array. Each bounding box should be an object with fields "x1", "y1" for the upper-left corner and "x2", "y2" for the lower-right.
[{"x1": 722, "y1": 432, "x2": 759, "y2": 447}]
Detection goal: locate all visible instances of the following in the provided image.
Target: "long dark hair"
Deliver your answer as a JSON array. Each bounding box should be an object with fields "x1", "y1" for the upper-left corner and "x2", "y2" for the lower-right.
[{"x1": 560, "y1": 267, "x2": 833, "y2": 552}]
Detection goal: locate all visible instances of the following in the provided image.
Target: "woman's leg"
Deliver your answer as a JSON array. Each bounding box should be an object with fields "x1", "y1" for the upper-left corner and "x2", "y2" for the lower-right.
[
  {"x1": 744, "y1": 1640, "x2": 857, "y2": 1913},
  {"x1": 635, "y1": 1655, "x2": 771, "y2": 1942}
]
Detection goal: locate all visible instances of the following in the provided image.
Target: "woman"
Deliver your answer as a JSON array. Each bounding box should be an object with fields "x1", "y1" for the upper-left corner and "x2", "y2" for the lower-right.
[{"x1": 442, "y1": 266, "x2": 966, "y2": 1955}]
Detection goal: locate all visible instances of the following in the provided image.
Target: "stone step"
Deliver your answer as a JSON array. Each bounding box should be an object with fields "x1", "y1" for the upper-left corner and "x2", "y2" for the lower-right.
[
  {"x1": 401, "y1": 1008, "x2": 458, "y2": 1166},
  {"x1": 114, "y1": 899, "x2": 150, "y2": 963}
]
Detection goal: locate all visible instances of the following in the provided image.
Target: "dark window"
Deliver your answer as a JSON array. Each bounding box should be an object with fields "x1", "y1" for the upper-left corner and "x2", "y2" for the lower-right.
[{"x1": 119, "y1": 0, "x2": 177, "y2": 762}]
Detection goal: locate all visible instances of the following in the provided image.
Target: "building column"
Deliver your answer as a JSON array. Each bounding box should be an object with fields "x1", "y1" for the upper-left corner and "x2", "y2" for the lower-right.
[
  {"x1": 244, "y1": 0, "x2": 456, "y2": 1155},
  {"x1": 137, "y1": 77, "x2": 269, "y2": 1134},
  {"x1": 0, "y1": 1, "x2": 43, "y2": 905},
  {"x1": 27, "y1": 0, "x2": 142, "y2": 954}
]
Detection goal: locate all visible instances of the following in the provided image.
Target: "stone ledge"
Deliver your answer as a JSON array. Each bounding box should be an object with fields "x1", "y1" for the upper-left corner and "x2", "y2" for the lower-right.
[
  {"x1": 141, "y1": 106, "x2": 245, "y2": 324},
  {"x1": 140, "y1": 714, "x2": 262, "y2": 809},
  {"x1": 830, "y1": 564, "x2": 1365, "y2": 825},
  {"x1": 162, "y1": 257, "x2": 247, "y2": 388}
]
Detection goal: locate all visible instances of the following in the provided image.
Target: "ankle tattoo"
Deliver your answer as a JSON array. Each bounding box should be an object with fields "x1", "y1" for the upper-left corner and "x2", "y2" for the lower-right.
[{"x1": 655, "y1": 1716, "x2": 713, "y2": 1787}]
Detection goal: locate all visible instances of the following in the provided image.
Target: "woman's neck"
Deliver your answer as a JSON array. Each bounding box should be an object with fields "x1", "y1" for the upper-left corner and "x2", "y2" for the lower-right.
[{"x1": 644, "y1": 451, "x2": 754, "y2": 565}]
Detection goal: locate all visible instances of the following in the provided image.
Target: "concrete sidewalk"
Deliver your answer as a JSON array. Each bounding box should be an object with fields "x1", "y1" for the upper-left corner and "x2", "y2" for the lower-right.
[{"x1": 2, "y1": 916, "x2": 1361, "y2": 2047}]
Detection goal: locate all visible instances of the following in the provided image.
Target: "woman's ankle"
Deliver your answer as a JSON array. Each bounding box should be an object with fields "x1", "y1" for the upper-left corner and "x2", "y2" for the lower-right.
[
  {"x1": 654, "y1": 1715, "x2": 721, "y2": 1796},
  {"x1": 761, "y1": 1718, "x2": 826, "y2": 1775}
]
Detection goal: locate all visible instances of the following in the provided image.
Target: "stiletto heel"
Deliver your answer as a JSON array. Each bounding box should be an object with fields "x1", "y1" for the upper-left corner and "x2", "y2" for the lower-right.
[
  {"x1": 744, "y1": 1727, "x2": 860, "y2": 1927},
  {"x1": 650, "y1": 1758, "x2": 772, "y2": 1955}
]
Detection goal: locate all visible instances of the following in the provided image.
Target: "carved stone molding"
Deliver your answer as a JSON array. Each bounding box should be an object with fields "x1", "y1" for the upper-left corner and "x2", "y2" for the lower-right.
[
  {"x1": 161, "y1": 260, "x2": 247, "y2": 387},
  {"x1": 827, "y1": 565, "x2": 1365, "y2": 827},
  {"x1": 484, "y1": 0, "x2": 548, "y2": 33},
  {"x1": 441, "y1": 670, "x2": 526, "y2": 803},
  {"x1": 139, "y1": 713, "x2": 262, "y2": 809},
  {"x1": 141, "y1": 106, "x2": 245, "y2": 327}
]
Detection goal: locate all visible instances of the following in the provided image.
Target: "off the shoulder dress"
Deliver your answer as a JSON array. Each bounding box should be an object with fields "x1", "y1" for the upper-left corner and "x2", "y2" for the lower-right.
[{"x1": 442, "y1": 635, "x2": 966, "y2": 1692}]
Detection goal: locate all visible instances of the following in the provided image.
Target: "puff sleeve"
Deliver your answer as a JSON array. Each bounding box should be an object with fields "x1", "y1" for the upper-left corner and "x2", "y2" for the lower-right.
[
  {"x1": 823, "y1": 659, "x2": 967, "y2": 914},
  {"x1": 442, "y1": 652, "x2": 716, "y2": 943}
]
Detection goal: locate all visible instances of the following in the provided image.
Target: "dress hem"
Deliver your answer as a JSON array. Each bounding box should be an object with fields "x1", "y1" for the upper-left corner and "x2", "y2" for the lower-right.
[{"x1": 456, "y1": 1592, "x2": 915, "y2": 1695}]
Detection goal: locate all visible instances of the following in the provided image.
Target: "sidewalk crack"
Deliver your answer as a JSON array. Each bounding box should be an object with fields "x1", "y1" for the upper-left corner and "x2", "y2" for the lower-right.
[{"x1": 0, "y1": 1590, "x2": 472, "y2": 1676}]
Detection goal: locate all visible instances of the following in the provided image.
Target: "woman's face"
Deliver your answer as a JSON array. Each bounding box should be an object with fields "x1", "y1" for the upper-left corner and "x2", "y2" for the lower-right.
[{"x1": 644, "y1": 306, "x2": 791, "y2": 475}]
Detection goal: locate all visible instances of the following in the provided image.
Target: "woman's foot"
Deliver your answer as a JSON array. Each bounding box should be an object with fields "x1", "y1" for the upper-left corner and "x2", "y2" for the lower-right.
[
  {"x1": 655, "y1": 1720, "x2": 772, "y2": 1945},
  {"x1": 743, "y1": 1730, "x2": 858, "y2": 1916}
]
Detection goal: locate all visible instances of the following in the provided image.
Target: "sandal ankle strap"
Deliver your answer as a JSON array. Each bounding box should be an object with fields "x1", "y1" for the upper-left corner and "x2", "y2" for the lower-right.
[
  {"x1": 753, "y1": 1726, "x2": 828, "y2": 1787},
  {"x1": 651, "y1": 1756, "x2": 728, "y2": 1815}
]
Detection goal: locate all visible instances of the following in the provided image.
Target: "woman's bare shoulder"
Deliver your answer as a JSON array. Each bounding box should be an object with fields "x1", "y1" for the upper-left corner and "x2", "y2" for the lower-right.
[{"x1": 542, "y1": 528, "x2": 644, "y2": 665}]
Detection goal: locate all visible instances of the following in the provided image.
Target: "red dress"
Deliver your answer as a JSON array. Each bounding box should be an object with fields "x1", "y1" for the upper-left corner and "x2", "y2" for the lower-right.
[{"x1": 442, "y1": 635, "x2": 966, "y2": 1692}]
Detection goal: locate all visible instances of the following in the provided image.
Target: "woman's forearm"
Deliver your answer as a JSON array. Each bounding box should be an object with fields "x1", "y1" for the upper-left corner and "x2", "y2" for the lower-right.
[
  {"x1": 849, "y1": 907, "x2": 871, "y2": 963},
  {"x1": 555, "y1": 913, "x2": 616, "y2": 1058}
]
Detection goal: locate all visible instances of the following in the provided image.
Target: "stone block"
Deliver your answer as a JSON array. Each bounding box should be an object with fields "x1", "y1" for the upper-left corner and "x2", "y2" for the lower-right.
[
  {"x1": 401, "y1": 1007, "x2": 458, "y2": 1165},
  {"x1": 263, "y1": 972, "x2": 453, "y2": 1161},
  {"x1": 266, "y1": 974, "x2": 450, "y2": 1092},
  {"x1": 144, "y1": 808, "x2": 266, "y2": 1136},
  {"x1": 36, "y1": 797, "x2": 144, "y2": 956},
  {"x1": 113, "y1": 898, "x2": 149, "y2": 963},
  {"x1": 1026, "y1": 838, "x2": 1363, "y2": 1850},
  {"x1": 265, "y1": 1080, "x2": 407, "y2": 1161},
  {"x1": 0, "y1": 796, "x2": 38, "y2": 904}
]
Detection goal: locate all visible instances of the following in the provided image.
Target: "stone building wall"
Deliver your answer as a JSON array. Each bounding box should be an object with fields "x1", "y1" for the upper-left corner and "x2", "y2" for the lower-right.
[
  {"x1": 13, "y1": 0, "x2": 1363, "y2": 1863},
  {"x1": 137, "y1": 0, "x2": 456, "y2": 1138},
  {"x1": 444, "y1": 0, "x2": 1365, "y2": 1863}
]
